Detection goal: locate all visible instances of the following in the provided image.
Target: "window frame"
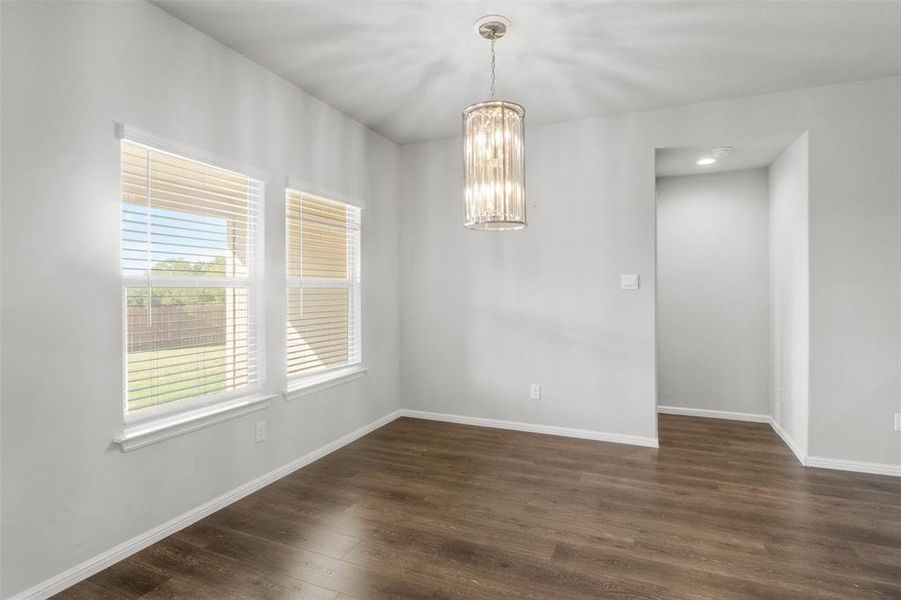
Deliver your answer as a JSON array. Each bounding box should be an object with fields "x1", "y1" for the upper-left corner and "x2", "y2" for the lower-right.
[
  {"x1": 284, "y1": 186, "x2": 364, "y2": 392},
  {"x1": 117, "y1": 124, "x2": 268, "y2": 426}
]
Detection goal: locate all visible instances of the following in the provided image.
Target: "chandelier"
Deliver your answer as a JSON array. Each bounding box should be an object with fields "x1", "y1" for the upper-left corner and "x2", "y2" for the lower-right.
[{"x1": 463, "y1": 15, "x2": 526, "y2": 231}]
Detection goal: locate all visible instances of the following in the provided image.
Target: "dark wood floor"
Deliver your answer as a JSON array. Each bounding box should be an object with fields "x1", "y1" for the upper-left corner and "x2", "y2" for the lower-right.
[{"x1": 54, "y1": 415, "x2": 901, "y2": 599}]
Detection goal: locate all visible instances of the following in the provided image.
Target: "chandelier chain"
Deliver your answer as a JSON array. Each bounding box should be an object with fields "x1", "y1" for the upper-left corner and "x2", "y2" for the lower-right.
[{"x1": 489, "y1": 38, "x2": 496, "y2": 99}]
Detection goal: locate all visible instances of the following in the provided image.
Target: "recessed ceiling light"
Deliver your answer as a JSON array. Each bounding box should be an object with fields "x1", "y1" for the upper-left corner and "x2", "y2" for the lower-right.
[{"x1": 696, "y1": 157, "x2": 716, "y2": 166}]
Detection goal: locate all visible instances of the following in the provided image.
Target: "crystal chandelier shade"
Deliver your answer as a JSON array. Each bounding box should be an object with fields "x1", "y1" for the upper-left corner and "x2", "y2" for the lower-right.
[
  {"x1": 462, "y1": 16, "x2": 526, "y2": 231},
  {"x1": 463, "y1": 100, "x2": 526, "y2": 230}
]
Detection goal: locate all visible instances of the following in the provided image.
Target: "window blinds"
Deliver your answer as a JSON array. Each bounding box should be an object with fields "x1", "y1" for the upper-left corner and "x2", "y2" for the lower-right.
[
  {"x1": 121, "y1": 141, "x2": 262, "y2": 415},
  {"x1": 286, "y1": 190, "x2": 361, "y2": 378}
]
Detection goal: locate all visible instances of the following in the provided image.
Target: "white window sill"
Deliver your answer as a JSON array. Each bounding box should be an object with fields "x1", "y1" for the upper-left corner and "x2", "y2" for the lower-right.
[
  {"x1": 283, "y1": 365, "x2": 368, "y2": 401},
  {"x1": 113, "y1": 392, "x2": 275, "y2": 452}
]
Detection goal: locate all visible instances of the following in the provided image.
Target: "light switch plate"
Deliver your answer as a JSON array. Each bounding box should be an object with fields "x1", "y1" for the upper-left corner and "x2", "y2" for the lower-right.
[{"x1": 621, "y1": 274, "x2": 639, "y2": 290}]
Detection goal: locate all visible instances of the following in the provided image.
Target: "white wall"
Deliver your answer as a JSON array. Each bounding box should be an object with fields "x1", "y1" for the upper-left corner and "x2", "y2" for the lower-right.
[
  {"x1": 0, "y1": 1, "x2": 400, "y2": 597},
  {"x1": 400, "y1": 117, "x2": 658, "y2": 443},
  {"x1": 806, "y1": 80, "x2": 900, "y2": 466},
  {"x1": 657, "y1": 169, "x2": 770, "y2": 416},
  {"x1": 400, "y1": 76, "x2": 900, "y2": 468},
  {"x1": 769, "y1": 134, "x2": 810, "y2": 455}
]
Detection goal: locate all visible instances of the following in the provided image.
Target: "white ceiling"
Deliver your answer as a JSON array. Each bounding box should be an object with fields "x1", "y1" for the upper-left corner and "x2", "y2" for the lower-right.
[
  {"x1": 154, "y1": 1, "x2": 901, "y2": 144},
  {"x1": 655, "y1": 134, "x2": 800, "y2": 178}
]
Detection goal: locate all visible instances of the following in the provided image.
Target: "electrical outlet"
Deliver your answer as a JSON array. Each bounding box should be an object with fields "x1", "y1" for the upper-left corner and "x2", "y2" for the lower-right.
[
  {"x1": 255, "y1": 420, "x2": 267, "y2": 443},
  {"x1": 530, "y1": 384, "x2": 541, "y2": 400},
  {"x1": 895, "y1": 413, "x2": 901, "y2": 432},
  {"x1": 779, "y1": 388, "x2": 787, "y2": 405}
]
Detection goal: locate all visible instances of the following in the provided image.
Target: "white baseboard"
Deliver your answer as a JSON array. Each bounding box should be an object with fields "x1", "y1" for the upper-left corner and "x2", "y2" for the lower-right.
[
  {"x1": 14, "y1": 405, "x2": 898, "y2": 599},
  {"x1": 767, "y1": 417, "x2": 808, "y2": 465},
  {"x1": 662, "y1": 407, "x2": 900, "y2": 477},
  {"x1": 656, "y1": 405, "x2": 809, "y2": 466},
  {"x1": 655, "y1": 405, "x2": 809, "y2": 467},
  {"x1": 657, "y1": 405, "x2": 771, "y2": 423},
  {"x1": 769, "y1": 419, "x2": 900, "y2": 476},
  {"x1": 400, "y1": 409, "x2": 659, "y2": 448},
  {"x1": 804, "y1": 456, "x2": 901, "y2": 477},
  {"x1": 11, "y1": 408, "x2": 659, "y2": 599},
  {"x1": 10, "y1": 409, "x2": 404, "y2": 600}
]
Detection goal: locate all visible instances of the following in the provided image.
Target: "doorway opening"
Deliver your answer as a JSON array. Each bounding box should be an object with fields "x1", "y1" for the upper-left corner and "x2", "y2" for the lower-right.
[{"x1": 654, "y1": 134, "x2": 809, "y2": 456}]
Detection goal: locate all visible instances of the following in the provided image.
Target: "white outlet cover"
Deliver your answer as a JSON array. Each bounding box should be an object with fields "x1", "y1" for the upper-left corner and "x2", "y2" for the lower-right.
[
  {"x1": 255, "y1": 420, "x2": 267, "y2": 442},
  {"x1": 530, "y1": 384, "x2": 541, "y2": 400},
  {"x1": 895, "y1": 413, "x2": 901, "y2": 432},
  {"x1": 621, "y1": 274, "x2": 639, "y2": 290}
]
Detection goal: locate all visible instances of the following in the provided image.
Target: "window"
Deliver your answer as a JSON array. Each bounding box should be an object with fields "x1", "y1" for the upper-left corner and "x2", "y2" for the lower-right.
[
  {"x1": 286, "y1": 189, "x2": 361, "y2": 381},
  {"x1": 121, "y1": 141, "x2": 263, "y2": 418}
]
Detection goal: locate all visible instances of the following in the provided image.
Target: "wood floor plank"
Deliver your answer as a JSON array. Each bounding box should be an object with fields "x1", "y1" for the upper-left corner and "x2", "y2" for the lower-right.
[
  {"x1": 50, "y1": 415, "x2": 901, "y2": 599},
  {"x1": 49, "y1": 580, "x2": 129, "y2": 600}
]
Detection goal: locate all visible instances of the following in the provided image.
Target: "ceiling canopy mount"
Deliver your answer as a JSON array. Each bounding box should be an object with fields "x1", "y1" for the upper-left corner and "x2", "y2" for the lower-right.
[{"x1": 474, "y1": 15, "x2": 510, "y2": 40}]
